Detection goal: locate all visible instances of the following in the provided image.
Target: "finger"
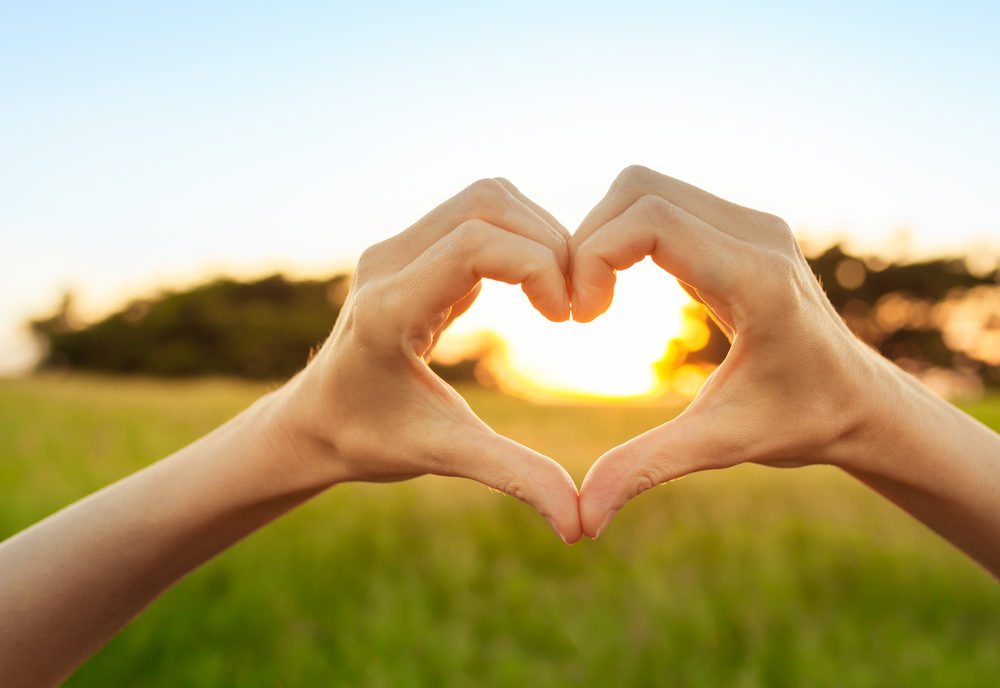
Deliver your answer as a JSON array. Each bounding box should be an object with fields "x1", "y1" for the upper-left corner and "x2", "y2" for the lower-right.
[
  {"x1": 571, "y1": 195, "x2": 745, "y2": 323},
  {"x1": 375, "y1": 178, "x2": 570, "y2": 275},
  {"x1": 389, "y1": 220, "x2": 569, "y2": 354},
  {"x1": 441, "y1": 281, "x2": 482, "y2": 332},
  {"x1": 571, "y1": 165, "x2": 787, "y2": 253},
  {"x1": 677, "y1": 279, "x2": 705, "y2": 307},
  {"x1": 578, "y1": 412, "x2": 732, "y2": 539},
  {"x1": 677, "y1": 279, "x2": 736, "y2": 340},
  {"x1": 493, "y1": 177, "x2": 570, "y2": 237},
  {"x1": 427, "y1": 282, "x2": 483, "y2": 354},
  {"x1": 440, "y1": 426, "x2": 583, "y2": 545}
]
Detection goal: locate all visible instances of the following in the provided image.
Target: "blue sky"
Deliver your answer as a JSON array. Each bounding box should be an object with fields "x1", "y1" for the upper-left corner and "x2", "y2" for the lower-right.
[{"x1": 2, "y1": 1, "x2": 998, "y2": 381}]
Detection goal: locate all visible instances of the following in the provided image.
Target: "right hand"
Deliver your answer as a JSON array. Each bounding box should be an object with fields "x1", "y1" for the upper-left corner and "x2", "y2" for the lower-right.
[
  {"x1": 571, "y1": 166, "x2": 1000, "y2": 579},
  {"x1": 570, "y1": 165, "x2": 889, "y2": 538}
]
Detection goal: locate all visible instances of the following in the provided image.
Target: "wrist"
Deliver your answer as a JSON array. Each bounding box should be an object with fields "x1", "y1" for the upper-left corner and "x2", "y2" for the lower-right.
[
  {"x1": 250, "y1": 368, "x2": 346, "y2": 493},
  {"x1": 820, "y1": 338, "x2": 937, "y2": 475},
  {"x1": 811, "y1": 333, "x2": 906, "y2": 470}
]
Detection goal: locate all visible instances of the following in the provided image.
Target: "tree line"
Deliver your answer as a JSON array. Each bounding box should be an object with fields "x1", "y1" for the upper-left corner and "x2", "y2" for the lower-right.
[
  {"x1": 31, "y1": 244, "x2": 1000, "y2": 390},
  {"x1": 665, "y1": 244, "x2": 1000, "y2": 394}
]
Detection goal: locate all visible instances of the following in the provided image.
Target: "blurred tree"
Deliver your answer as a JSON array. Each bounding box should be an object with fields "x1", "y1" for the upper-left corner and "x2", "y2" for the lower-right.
[
  {"x1": 657, "y1": 244, "x2": 1000, "y2": 392},
  {"x1": 33, "y1": 275, "x2": 345, "y2": 380},
  {"x1": 31, "y1": 273, "x2": 490, "y2": 383},
  {"x1": 32, "y1": 246, "x2": 1000, "y2": 392}
]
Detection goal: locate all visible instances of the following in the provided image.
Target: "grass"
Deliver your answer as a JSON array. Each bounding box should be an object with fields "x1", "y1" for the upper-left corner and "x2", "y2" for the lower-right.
[{"x1": 1, "y1": 375, "x2": 998, "y2": 687}]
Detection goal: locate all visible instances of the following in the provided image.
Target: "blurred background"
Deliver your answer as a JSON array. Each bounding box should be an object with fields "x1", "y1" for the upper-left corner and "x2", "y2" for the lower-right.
[
  {"x1": 3, "y1": 1, "x2": 1000, "y2": 686},
  {"x1": 4, "y1": 0, "x2": 1000, "y2": 399}
]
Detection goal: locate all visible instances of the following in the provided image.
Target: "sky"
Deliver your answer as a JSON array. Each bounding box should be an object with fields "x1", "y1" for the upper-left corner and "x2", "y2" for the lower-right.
[{"x1": 2, "y1": 1, "x2": 998, "y2": 394}]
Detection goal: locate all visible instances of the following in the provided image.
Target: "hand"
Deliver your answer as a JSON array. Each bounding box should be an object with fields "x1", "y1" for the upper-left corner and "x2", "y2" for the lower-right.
[
  {"x1": 0, "y1": 180, "x2": 584, "y2": 685},
  {"x1": 282, "y1": 178, "x2": 583, "y2": 544},
  {"x1": 569, "y1": 165, "x2": 890, "y2": 539}
]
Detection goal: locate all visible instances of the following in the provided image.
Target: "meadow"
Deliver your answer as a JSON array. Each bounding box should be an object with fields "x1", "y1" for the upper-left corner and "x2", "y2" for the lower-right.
[{"x1": 1, "y1": 375, "x2": 998, "y2": 687}]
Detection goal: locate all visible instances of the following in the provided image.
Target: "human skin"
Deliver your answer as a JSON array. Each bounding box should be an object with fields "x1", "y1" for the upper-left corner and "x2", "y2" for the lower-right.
[
  {"x1": 4, "y1": 168, "x2": 1000, "y2": 686},
  {"x1": 0, "y1": 178, "x2": 583, "y2": 688},
  {"x1": 570, "y1": 165, "x2": 1000, "y2": 580}
]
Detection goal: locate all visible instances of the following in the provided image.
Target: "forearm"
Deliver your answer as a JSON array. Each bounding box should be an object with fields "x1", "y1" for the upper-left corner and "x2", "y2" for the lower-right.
[
  {"x1": 0, "y1": 380, "x2": 334, "y2": 687},
  {"x1": 833, "y1": 350, "x2": 1000, "y2": 578}
]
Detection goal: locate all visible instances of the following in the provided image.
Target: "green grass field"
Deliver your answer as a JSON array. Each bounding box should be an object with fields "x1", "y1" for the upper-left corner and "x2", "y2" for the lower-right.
[{"x1": 2, "y1": 376, "x2": 998, "y2": 687}]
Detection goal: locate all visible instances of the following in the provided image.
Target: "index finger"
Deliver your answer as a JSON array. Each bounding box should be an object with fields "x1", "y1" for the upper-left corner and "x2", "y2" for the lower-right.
[
  {"x1": 571, "y1": 166, "x2": 788, "y2": 253},
  {"x1": 571, "y1": 195, "x2": 744, "y2": 323},
  {"x1": 380, "y1": 178, "x2": 570, "y2": 275},
  {"x1": 493, "y1": 177, "x2": 570, "y2": 238},
  {"x1": 380, "y1": 218, "x2": 570, "y2": 358}
]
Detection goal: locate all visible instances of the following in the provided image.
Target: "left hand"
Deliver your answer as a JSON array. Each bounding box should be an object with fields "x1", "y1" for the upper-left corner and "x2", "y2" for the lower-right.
[{"x1": 279, "y1": 177, "x2": 584, "y2": 544}]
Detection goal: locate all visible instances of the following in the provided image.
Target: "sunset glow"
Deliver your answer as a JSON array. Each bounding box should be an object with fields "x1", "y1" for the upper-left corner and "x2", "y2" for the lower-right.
[{"x1": 437, "y1": 259, "x2": 697, "y2": 399}]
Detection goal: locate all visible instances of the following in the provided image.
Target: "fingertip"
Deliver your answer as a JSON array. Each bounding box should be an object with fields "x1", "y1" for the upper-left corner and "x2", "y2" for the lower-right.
[
  {"x1": 469, "y1": 433, "x2": 583, "y2": 545},
  {"x1": 524, "y1": 278, "x2": 572, "y2": 323},
  {"x1": 546, "y1": 516, "x2": 582, "y2": 545},
  {"x1": 568, "y1": 252, "x2": 615, "y2": 323},
  {"x1": 578, "y1": 446, "x2": 635, "y2": 537},
  {"x1": 545, "y1": 516, "x2": 566, "y2": 544},
  {"x1": 535, "y1": 299, "x2": 570, "y2": 323},
  {"x1": 550, "y1": 474, "x2": 584, "y2": 545},
  {"x1": 579, "y1": 491, "x2": 616, "y2": 539},
  {"x1": 543, "y1": 508, "x2": 583, "y2": 545},
  {"x1": 594, "y1": 508, "x2": 618, "y2": 539},
  {"x1": 567, "y1": 290, "x2": 606, "y2": 324},
  {"x1": 556, "y1": 289, "x2": 572, "y2": 322},
  {"x1": 547, "y1": 284, "x2": 572, "y2": 322}
]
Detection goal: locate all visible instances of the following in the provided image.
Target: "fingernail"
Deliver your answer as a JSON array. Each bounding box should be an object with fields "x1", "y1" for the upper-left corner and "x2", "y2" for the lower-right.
[
  {"x1": 594, "y1": 509, "x2": 618, "y2": 539},
  {"x1": 546, "y1": 516, "x2": 569, "y2": 546}
]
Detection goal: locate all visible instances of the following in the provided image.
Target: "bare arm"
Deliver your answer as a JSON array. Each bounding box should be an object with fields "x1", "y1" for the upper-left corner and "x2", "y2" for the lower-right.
[
  {"x1": 0, "y1": 178, "x2": 582, "y2": 687},
  {"x1": 0, "y1": 386, "x2": 327, "y2": 685},
  {"x1": 571, "y1": 165, "x2": 1000, "y2": 578}
]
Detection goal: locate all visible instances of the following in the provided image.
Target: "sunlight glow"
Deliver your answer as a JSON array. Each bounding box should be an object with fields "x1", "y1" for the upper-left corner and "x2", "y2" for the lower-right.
[{"x1": 438, "y1": 258, "x2": 692, "y2": 399}]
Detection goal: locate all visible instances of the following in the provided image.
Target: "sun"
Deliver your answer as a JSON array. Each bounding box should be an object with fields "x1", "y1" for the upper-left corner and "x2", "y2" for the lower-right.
[{"x1": 436, "y1": 258, "x2": 696, "y2": 400}]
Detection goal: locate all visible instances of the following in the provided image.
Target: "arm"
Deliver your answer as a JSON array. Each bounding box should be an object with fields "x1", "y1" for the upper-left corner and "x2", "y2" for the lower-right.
[
  {"x1": 0, "y1": 178, "x2": 583, "y2": 687},
  {"x1": 570, "y1": 165, "x2": 1000, "y2": 578}
]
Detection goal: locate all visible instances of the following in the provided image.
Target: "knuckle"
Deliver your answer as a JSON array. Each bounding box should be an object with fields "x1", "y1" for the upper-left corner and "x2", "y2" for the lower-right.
[
  {"x1": 496, "y1": 475, "x2": 528, "y2": 503},
  {"x1": 445, "y1": 219, "x2": 490, "y2": 256},
  {"x1": 760, "y1": 212, "x2": 790, "y2": 233},
  {"x1": 756, "y1": 249, "x2": 793, "y2": 279},
  {"x1": 355, "y1": 242, "x2": 388, "y2": 279},
  {"x1": 755, "y1": 251, "x2": 808, "y2": 303},
  {"x1": 615, "y1": 443, "x2": 667, "y2": 499},
  {"x1": 464, "y1": 177, "x2": 509, "y2": 213},
  {"x1": 616, "y1": 164, "x2": 656, "y2": 192},
  {"x1": 632, "y1": 466, "x2": 665, "y2": 497},
  {"x1": 634, "y1": 473, "x2": 655, "y2": 495},
  {"x1": 636, "y1": 194, "x2": 677, "y2": 226},
  {"x1": 345, "y1": 282, "x2": 393, "y2": 347},
  {"x1": 757, "y1": 212, "x2": 796, "y2": 250}
]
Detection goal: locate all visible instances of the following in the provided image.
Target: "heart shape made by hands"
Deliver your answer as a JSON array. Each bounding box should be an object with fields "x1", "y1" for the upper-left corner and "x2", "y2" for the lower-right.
[{"x1": 304, "y1": 167, "x2": 863, "y2": 546}]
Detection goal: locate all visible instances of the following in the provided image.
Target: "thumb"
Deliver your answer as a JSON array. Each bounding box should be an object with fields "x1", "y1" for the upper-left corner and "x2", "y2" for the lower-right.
[
  {"x1": 441, "y1": 427, "x2": 583, "y2": 545},
  {"x1": 578, "y1": 412, "x2": 730, "y2": 539}
]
